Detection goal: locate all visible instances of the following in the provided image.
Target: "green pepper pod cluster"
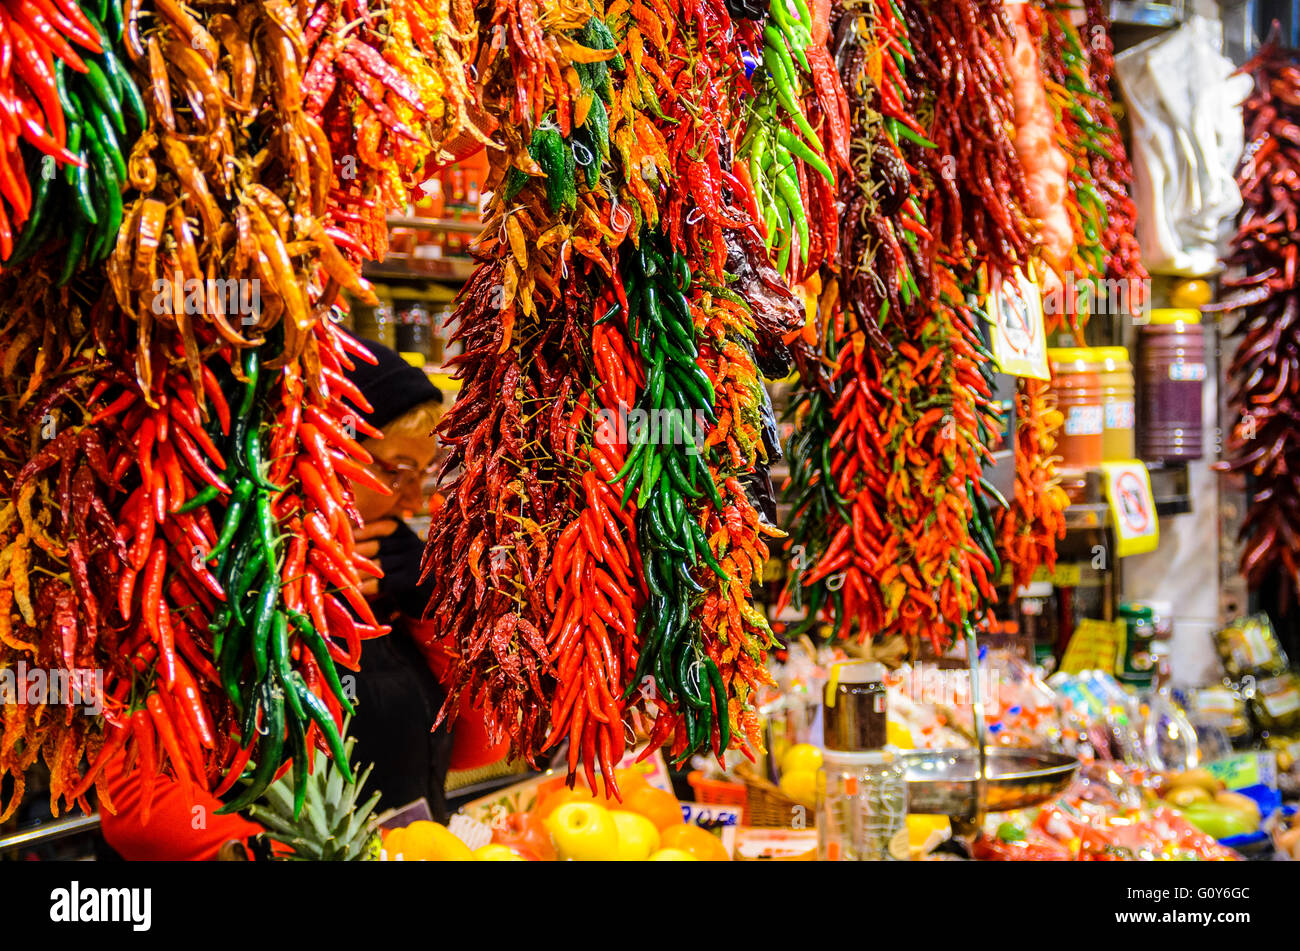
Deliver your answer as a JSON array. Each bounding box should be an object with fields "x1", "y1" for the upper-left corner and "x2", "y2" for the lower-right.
[
  {"x1": 9, "y1": 1, "x2": 143, "y2": 282},
  {"x1": 737, "y1": 0, "x2": 831, "y2": 273},
  {"x1": 615, "y1": 230, "x2": 730, "y2": 761},
  {"x1": 210, "y1": 349, "x2": 354, "y2": 819}
]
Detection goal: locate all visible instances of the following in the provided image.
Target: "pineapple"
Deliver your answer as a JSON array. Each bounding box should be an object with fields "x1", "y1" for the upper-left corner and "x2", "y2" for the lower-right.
[{"x1": 245, "y1": 728, "x2": 382, "y2": 861}]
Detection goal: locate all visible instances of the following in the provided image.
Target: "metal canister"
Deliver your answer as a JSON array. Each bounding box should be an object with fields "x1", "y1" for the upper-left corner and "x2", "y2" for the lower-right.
[
  {"x1": 1093, "y1": 346, "x2": 1135, "y2": 461},
  {"x1": 823, "y1": 661, "x2": 888, "y2": 752},
  {"x1": 1047, "y1": 347, "x2": 1105, "y2": 468},
  {"x1": 1137, "y1": 309, "x2": 1205, "y2": 461}
]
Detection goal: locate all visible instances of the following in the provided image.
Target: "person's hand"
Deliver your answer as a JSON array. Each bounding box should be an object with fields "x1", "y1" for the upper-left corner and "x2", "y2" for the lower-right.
[{"x1": 354, "y1": 518, "x2": 400, "y2": 597}]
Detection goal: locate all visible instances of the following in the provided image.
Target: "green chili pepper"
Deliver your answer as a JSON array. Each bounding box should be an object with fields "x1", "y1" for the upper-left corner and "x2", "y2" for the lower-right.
[
  {"x1": 285, "y1": 711, "x2": 310, "y2": 821},
  {"x1": 82, "y1": 59, "x2": 127, "y2": 136},
  {"x1": 176, "y1": 484, "x2": 221, "y2": 514},
  {"x1": 207, "y1": 479, "x2": 255, "y2": 562},
  {"x1": 217, "y1": 681, "x2": 285, "y2": 814},
  {"x1": 271, "y1": 613, "x2": 306, "y2": 722},
  {"x1": 291, "y1": 672, "x2": 354, "y2": 784},
  {"x1": 776, "y1": 127, "x2": 834, "y2": 184},
  {"x1": 894, "y1": 122, "x2": 938, "y2": 150},
  {"x1": 288, "y1": 609, "x2": 357, "y2": 716},
  {"x1": 57, "y1": 219, "x2": 89, "y2": 286},
  {"x1": 249, "y1": 581, "x2": 279, "y2": 684}
]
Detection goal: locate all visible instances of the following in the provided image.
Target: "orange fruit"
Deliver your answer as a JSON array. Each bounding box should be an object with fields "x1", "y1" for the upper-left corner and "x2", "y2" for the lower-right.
[
  {"x1": 659, "y1": 824, "x2": 729, "y2": 861},
  {"x1": 536, "y1": 784, "x2": 599, "y2": 819},
  {"x1": 621, "y1": 783, "x2": 683, "y2": 830},
  {"x1": 615, "y1": 767, "x2": 650, "y2": 792}
]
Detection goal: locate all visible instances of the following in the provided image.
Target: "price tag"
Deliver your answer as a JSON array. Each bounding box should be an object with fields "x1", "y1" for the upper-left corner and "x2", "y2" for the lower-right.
[
  {"x1": 1052, "y1": 563, "x2": 1082, "y2": 587},
  {"x1": 987, "y1": 267, "x2": 1049, "y2": 380},
  {"x1": 1101, "y1": 460, "x2": 1159, "y2": 557},
  {"x1": 1204, "y1": 752, "x2": 1278, "y2": 791}
]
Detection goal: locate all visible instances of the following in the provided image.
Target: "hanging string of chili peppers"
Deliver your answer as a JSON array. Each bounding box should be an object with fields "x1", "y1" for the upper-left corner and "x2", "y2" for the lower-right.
[
  {"x1": 423, "y1": 0, "x2": 801, "y2": 788},
  {"x1": 1036, "y1": 0, "x2": 1112, "y2": 330},
  {"x1": 0, "y1": 0, "x2": 476, "y2": 819},
  {"x1": 423, "y1": 0, "x2": 644, "y2": 791},
  {"x1": 779, "y1": 0, "x2": 916, "y2": 644},
  {"x1": 1213, "y1": 33, "x2": 1300, "y2": 604},
  {"x1": 1080, "y1": 0, "x2": 1147, "y2": 307},
  {"x1": 781, "y1": 0, "x2": 1027, "y2": 651}
]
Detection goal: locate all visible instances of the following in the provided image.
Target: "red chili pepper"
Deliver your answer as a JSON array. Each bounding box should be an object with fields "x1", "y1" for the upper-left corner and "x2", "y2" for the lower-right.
[
  {"x1": 157, "y1": 684, "x2": 209, "y2": 790},
  {"x1": 146, "y1": 691, "x2": 193, "y2": 796},
  {"x1": 141, "y1": 539, "x2": 176, "y2": 686},
  {"x1": 303, "y1": 404, "x2": 372, "y2": 462},
  {"x1": 199, "y1": 363, "x2": 231, "y2": 435},
  {"x1": 131, "y1": 708, "x2": 158, "y2": 825}
]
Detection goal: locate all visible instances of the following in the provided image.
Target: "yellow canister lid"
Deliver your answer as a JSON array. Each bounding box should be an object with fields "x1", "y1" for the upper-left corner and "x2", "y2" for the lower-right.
[
  {"x1": 1147, "y1": 308, "x2": 1201, "y2": 326},
  {"x1": 1092, "y1": 346, "x2": 1132, "y2": 365},
  {"x1": 1047, "y1": 346, "x2": 1101, "y2": 366}
]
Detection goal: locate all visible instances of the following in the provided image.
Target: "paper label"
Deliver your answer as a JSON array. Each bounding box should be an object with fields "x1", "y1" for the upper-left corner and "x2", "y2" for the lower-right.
[
  {"x1": 988, "y1": 267, "x2": 1049, "y2": 380},
  {"x1": 1059, "y1": 618, "x2": 1125, "y2": 675},
  {"x1": 1205, "y1": 752, "x2": 1277, "y2": 791},
  {"x1": 1101, "y1": 460, "x2": 1159, "y2": 558},
  {"x1": 1104, "y1": 400, "x2": 1135, "y2": 430},
  {"x1": 1169, "y1": 362, "x2": 1207, "y2": 382},
  {"x1": 1065, "y1": 405, "x2": 1104, "y2": 436}
]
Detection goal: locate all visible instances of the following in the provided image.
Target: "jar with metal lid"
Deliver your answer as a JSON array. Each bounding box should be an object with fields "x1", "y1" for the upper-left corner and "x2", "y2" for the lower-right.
[
  {"x1": 822, "y1": 661, "x2": 888, "y2": 751},
  {"x1": 1047, "y1": 347, "x2": 1106, "y2": 468},
  {"x1": 1137, "y1": 308, "x2": 1205, "y2": 461},
  {"x1": 1093, "y1": 346, "x2": 1135, "y2": 461}
]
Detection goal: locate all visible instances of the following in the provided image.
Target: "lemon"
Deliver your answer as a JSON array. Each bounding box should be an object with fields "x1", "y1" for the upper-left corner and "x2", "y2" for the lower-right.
[
  {"x1": 906, "y1": 815, "x2": 951, "y2": 856},
  {"x1": 397, "y1": 821, "x2": 475, "y2": 861},
  {"x1": 779, "y1": 768, "x2": 817, "y2": 805},
  {"x1": 780, "y1": 743, "x2": 824, "y2": 776},
  {"x1": 887, "y1": 720, "x2": 914, "y2": 749}
]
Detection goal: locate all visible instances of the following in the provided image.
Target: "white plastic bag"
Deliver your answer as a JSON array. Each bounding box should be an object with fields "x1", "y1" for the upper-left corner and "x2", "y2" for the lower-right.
[{"x1": 1115, "y1": 15, "x2": 1252, "y2": 276}]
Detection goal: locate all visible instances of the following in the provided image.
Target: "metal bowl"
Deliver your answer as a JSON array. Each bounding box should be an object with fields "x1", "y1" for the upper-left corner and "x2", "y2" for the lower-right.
[{"x1": 903, "y1": 748, "x2": 1080, "y2": 816}]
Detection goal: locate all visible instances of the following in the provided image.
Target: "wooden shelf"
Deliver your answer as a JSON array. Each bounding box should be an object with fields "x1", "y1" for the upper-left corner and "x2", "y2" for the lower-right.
[
  {"x1": 362, "y1": 255, "x2": 476, "y2": 284},
  {"x1": 386, "y1": 214, "x2": 482, "y2": 234}
]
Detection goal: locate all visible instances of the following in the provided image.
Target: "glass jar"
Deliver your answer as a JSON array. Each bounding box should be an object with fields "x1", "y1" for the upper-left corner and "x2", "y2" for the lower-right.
[{"x1": 817, "y1": 749, "x2": 908, "y2": 861}]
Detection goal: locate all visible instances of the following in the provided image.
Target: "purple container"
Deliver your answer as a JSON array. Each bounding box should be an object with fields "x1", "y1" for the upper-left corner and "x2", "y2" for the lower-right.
[{"x1": 1137, "y1": 309, "x2": 1205, "y2": 462}]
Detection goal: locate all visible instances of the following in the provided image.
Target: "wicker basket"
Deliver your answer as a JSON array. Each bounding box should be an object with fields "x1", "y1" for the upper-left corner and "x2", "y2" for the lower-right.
[{"x1": 735, "y1": 763, "x2": 816, "y2": 829}]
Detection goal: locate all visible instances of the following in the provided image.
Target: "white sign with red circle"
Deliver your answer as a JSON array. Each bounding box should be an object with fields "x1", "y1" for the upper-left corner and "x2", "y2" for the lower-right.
[{"x1": 1102, "y1": 461, "x2": 1159, "y2": 557}]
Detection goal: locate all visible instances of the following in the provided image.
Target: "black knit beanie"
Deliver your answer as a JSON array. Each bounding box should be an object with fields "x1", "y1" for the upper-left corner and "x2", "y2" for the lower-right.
[{"x1": 343, "y1": 328, "x2": 443, "y2": 431}]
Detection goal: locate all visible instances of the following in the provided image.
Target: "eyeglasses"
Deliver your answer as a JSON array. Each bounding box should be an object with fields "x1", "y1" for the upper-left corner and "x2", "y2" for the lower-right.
[{"x1": 368, "y1": 455, "x2": 438, "y2": 490}]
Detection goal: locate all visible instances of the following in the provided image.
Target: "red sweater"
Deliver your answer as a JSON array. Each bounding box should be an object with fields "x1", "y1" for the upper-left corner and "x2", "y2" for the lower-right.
[{"x1": 99, "y1": 748, "x2": 261, "y2": 862}]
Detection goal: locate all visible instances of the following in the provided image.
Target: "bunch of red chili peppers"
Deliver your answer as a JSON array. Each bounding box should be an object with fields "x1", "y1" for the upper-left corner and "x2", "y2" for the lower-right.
[
  {"x1": 782, "y1": 0, "x2": 1019, "y2": 651},
  {"x1": 0, "y1": 0, "x2": 468, "y2": 820},
  {"x1": 423, "y1": 0, "x2": 802, "y2": 793},
  {"x1": 1216, "y1": 32, "x2": 1300, "y2": 604}
]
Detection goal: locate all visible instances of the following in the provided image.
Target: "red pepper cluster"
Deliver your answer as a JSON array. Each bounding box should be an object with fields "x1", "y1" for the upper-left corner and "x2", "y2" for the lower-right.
[
  {"x1": 0, "y1": 0, "x2": 101, "y2": 263},
  {"x1": 1217, "y1": 34, "x2": 1300, "y2": 601}
]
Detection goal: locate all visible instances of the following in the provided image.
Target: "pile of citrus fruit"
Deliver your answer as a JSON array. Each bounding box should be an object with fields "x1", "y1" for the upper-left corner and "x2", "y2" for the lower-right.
[{"x1": 379, "y1": 769, "x2": 730, "y2": 861}]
